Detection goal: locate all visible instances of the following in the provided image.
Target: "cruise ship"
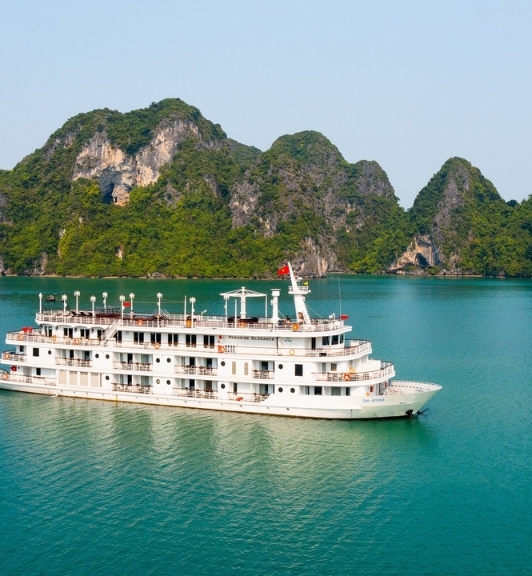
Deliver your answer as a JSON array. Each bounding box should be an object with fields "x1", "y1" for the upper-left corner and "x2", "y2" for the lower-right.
[{"x1": 0, "y1": 265, "x2": 441, "y2": 419}]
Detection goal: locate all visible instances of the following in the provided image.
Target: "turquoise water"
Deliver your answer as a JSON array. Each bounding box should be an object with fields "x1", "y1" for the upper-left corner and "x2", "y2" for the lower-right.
[{"x1": 1, "y1": 276, "x2": 531, "y2": 575}]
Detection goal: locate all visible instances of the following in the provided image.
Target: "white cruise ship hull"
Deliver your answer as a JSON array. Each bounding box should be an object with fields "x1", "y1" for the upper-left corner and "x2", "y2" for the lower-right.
[{"x1": 0, "y1": 378, "x2": 440, "y2": 419}]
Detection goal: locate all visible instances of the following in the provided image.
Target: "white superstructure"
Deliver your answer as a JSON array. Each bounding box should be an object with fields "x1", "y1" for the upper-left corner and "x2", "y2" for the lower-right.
[{"x1": 0, "y1": 264, "x2": 441, "y2": 419}]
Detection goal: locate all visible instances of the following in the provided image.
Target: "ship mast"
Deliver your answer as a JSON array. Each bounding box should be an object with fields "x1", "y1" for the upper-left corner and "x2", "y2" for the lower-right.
[{"x1": 288, "y1": 262, "x2": 311, "y2": 324}]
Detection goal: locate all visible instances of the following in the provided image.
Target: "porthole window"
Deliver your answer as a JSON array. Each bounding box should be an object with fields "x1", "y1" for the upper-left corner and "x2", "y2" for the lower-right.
[
  {"x1": 221, "y1": 383, "x2": 226, "y2": 389},
  {"x1": 167, "y1": 358, "x2": 171, "y2": 363},
  {"x1": 95, "y1": 353, "x2": 99, "y2": 359},
  {"x1": 221, "y1": 361, "x2": 226, "y2": 367},
  {"x1": 105, "y1": 354, "x2": 109, "y2": 359},
  {"x1": 290, "y1": 388, "x2": 295, "y2": 393},
  {"x1": 48, "y1": 350, "x2": 52, "y2": 355},
  {"x1": 105, "y1": 376, "x2": 109, "y2": 381},
  {"x1": 278, "y1": 387, "x2": 283, "y2": 393},
  {"x1": 156, "y1": 358, "x2": 161, "y2": 363},
  {"x1": 166, "y1": 380, "x2": 171, "y2": 385},
  {"x1": 278, "y1": 364, "x2": 283, "y2": 370},
  {"x1": 156, "y1": 379, "x2": 160, "y2": 384}
]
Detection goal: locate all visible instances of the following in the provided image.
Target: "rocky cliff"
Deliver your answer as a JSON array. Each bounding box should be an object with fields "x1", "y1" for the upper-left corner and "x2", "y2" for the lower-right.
[{"x1": 1, "y1": 101, "x2": 531, "y2": 277}]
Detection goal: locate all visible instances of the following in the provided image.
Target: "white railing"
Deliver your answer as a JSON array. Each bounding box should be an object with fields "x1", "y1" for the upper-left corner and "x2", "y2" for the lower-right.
[
  {"x1": 2, "y1": 351, "x2": 27, "y2": 362},
  {"x1": 55, "y1": 358, "x2": 92, "y2": 367},
  {"x1": 112, "y1": 362, "x2": 152, "y2": 372},
  {"x1": 314, "y1": 362, "x2": 394, "y2": 383},
  {"x1": 174, "y1": 366, "x2": 217, "y2": 376}
]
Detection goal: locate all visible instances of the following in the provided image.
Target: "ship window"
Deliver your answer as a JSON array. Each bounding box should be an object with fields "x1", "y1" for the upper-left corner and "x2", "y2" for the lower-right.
[
  {"x1": 33, "y1": 347, "x2": 39, "y2": 357},
  {"x1": 105, "y1": 354, "x2": 109, "y2": 359},
  {"x1": 166, "y1": 380, "x2": 171, "y2": 385},
  {"x1": 278, "y1": 364, "x2": 283, "y2": 370},
  {"x1": 340, "y1": 334, "x2": 344, "y2": 343},
  {"x1": 168, "y1": 333, "x2": 179, "y2": 345},
  {"x1": 48, "y1": 350, "x2": 52, "y2": 355},
  {"x1": 346, "y1": 387, "x2": 350, "y2": 396},
  {"x1": 95, "y1": 353, "x2": 99, "y2": 358},
  {"x1": 322, "y1": 336, "x2": 329, "y2": 346},
  {"x1": 331, "y1": 363, "x2": 337, "y2": 372},
  {"x1": 167, "y1": 358, "x2": 171, "y2": 363},
  {"x1": 232, "y1": 362, "x2": 236, "y2": 375},
  {"x1": 105, "y1": 376, "x2": 109, "y2": 381},
  {"x1": 314, "y1": 386, "x2": 322, "y2": 395},
  {"x1": 221, "y1": 383, "x2": 226, "y2": 389},
  {"x1": 332, "y1": 335, "x2": 339, "y2": 345},
  {"x1": 290, "y1": 388, "x2": 295, "y2": 393},
  {"x1": 295, "y1": 364, "x2": 303, "y2": 377},
  {"x1": 244, "y1": 363, "x2": 249, "y2": 376},
  {"x1": 233, "y1": 383, "x2": 238, "y2": 393},
  {"x1": 36, "y1": 368, "x2": 41, "y2": 376},
  {"x1": 221, "y1": 361, "x2": 226, "y2": 367},
  {"x1": 332, "y1": 387, "x2": 341, "y2": 396},
  {"x1": 156, "y1": 358, "x2": 160, "y2": 363},
  {"x1": 278, "y1": 387, "x2": 283, "y2": 393}
]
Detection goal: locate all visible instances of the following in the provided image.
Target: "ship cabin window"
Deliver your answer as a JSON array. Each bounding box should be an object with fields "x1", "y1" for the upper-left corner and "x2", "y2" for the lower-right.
[
  {"x1": 64, "y1": 328, "x2": 73, "y2": 338},
  {"x1": 340, "y1": 334, "x2": 344, "y2": 343},
  {"x1": 261, "y1": 361, "x2": 269, "y2": 371},
  {"x1": 79, "y1": 329, "x2": 90, "y2": 339},
  {"x1": 150, "y1": 333, "x2": 161, "y2": 344},
  {"x1": 44, "y1": 326, "x2": 53, "y2": 337},
  {"x1": 346, "y1": 387, "x2": 350, "y2": 396},
  {"x1": 302, "y1": 386, "x2": 310, "y2": 395},
  {"x1": 322, "y1": 336, "x2": 330, "y2": 346},
  {"x1": 83, "y1": 351, "x2": 90, "y2": 361},
  {"x1": 295, "y1": 364, "x2": 303, "y2": 377},
  {"x1": 331, "y1": 363, "x2": 337, "y2": 372},
  {"x1": 134, "y1": 332, "x2": 144, "y2": 344},
  {"x1": 233, "y1": 382, "x2": 238, "y2": 393},
  {"x1": 36, "y1": 368, "x2": 41, "y2": 376},
  {"x1": 116, "y1": 331, "x2": 122, "y2": 343},
  {"x1": 97, "y1": 329, "x2": 102, "y2": 340},
  {"x1": 314, "y1": 386, "x2": 323, "y2": 395},
  {"x1": 140, "y1": 376, "x2": 150, "y2": 387},
  {"x1": 206, "y1": 358, "x2": 213, "y2": 369},
  {"x1": 332, "y1": 335, "x2": 339, "y2": 345},
  {"x1": 189, "y1": 357, "x2": 196, "y2": 367},
  {"x1": 168, "y1": 333, "x2": 179, "y2": 346},
  {"x1": 232, "y1": 362, "x2": 237, "y2": 375},
  {"x1": 186, "y1": 334, "x2": 196, "y2": 348},
  {"x1": 32, "y1": 347, "x2": 39, "y2": 357},
  {"x1": 203, "y1": 335, "x2": 215, "y2": 348},
  {"x1": 332, "y1": 387, "x2": 341, "y2": 396},
  {"x1": 69, "y1": 350, "x2": 75, "y2": 359},
  {"x1": 189, "y1": 379, "x2": 195, "y2": 390}
]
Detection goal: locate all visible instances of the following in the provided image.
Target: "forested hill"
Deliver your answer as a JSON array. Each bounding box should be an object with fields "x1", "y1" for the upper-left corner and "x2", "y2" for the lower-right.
[{"x1": 0, "y1": 98, "x2": 531, "y2": 277}]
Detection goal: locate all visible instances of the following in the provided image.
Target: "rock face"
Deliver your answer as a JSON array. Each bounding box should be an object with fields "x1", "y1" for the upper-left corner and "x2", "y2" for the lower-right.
[
  {"x1": 73, "y1": 119, "x2": 214, "y2": 204},
  {"x1": 230, "y1": 131, "x2": 398, "y2": 273},
  {"x1": 388, "y1": 234, "x2": 440, "y2": 271},
  {"x1": 389, "y1": 157, "x2": 504, "y2": 274}
]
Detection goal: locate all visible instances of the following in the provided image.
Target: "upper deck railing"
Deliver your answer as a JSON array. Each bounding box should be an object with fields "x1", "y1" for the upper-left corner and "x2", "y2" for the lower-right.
[{"x1": 34, "y1": 311, "x2": 345, "y2": 333}]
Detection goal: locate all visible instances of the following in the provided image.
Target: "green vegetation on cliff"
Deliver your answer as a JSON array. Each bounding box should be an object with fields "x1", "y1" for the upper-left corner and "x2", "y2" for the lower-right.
[{"x1": 0, "y1": 100, "x2": 531, "y2": 277}]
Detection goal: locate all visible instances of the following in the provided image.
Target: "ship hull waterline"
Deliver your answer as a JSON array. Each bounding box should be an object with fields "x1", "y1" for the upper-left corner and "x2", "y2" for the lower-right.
[{"x1": 0, "y1": 380, "x2": 440, "y2": 420}]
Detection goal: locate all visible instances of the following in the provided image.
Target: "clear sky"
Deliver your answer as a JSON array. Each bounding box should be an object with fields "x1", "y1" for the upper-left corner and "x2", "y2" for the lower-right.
[{"x1": 1, "y1": 0, "x2": 531, "y2": 207}]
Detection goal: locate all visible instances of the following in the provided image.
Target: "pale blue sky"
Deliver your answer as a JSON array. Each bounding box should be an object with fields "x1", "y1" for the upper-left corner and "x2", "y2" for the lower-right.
[{"x1": 1, "y1": 0, "x2": 531, "y2": 207}]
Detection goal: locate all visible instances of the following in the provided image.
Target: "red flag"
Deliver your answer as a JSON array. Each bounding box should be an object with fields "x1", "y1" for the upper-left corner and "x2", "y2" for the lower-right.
[
  {"x1": 123, "y1": 301, "x2": 131, "y2": 307},
  {"x1": 340, "y1": 314, "x2": 349, "y2": 320},
  {"x1": 277, "y1": 265, "x2": 289, "y2": 276}
]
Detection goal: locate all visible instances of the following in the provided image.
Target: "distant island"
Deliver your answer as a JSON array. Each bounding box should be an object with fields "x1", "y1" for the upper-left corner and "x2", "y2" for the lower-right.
[{"x1": 0, "y1": 98, "x2": 531, "y2": 278}]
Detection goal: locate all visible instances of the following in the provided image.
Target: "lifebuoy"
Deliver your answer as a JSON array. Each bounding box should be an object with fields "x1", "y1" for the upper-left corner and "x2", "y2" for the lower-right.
[
  {"x1": 52, "y1": 335, "x2": 57, "y2": 342},
  {"x1": 292, "y1": 323, "x2": 299, "y2": 331},
  {"x1": 17, "y1": 335, "x2": 23, "y2": 341},
  {"x1": 236, "y1": 397, "x2": 243, "y2": 402},
  {"x1": 218, "y1": 345, "x2": 225, "y2": 353},
  {"x1": 74, "y1": 339, "x2": 80, "y2": 345},
  {"x1": 10, "y1": 366, "x2": 16, "y2": 372},
  {"x1": 154, "y1": 343, "x2": 160, "y2": 349},
  {"x1": 239, "y1": 322, "x2": 246, "y2": 328},
  {"x1": 185, "y1": 320, "x2": 191, "y2": 328},
  {"x1": 137, "y1": 320, "x2": 144, "y2": 326},
  {"x1": 2, "y1": 373, "x2": 8, "y2": 380},
  {"x1": 342, "y1": 373, "x2": 350, "y2": 382},
  {"x1": 289, "y1": 349, "x2": 295, "y2": 356}
]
